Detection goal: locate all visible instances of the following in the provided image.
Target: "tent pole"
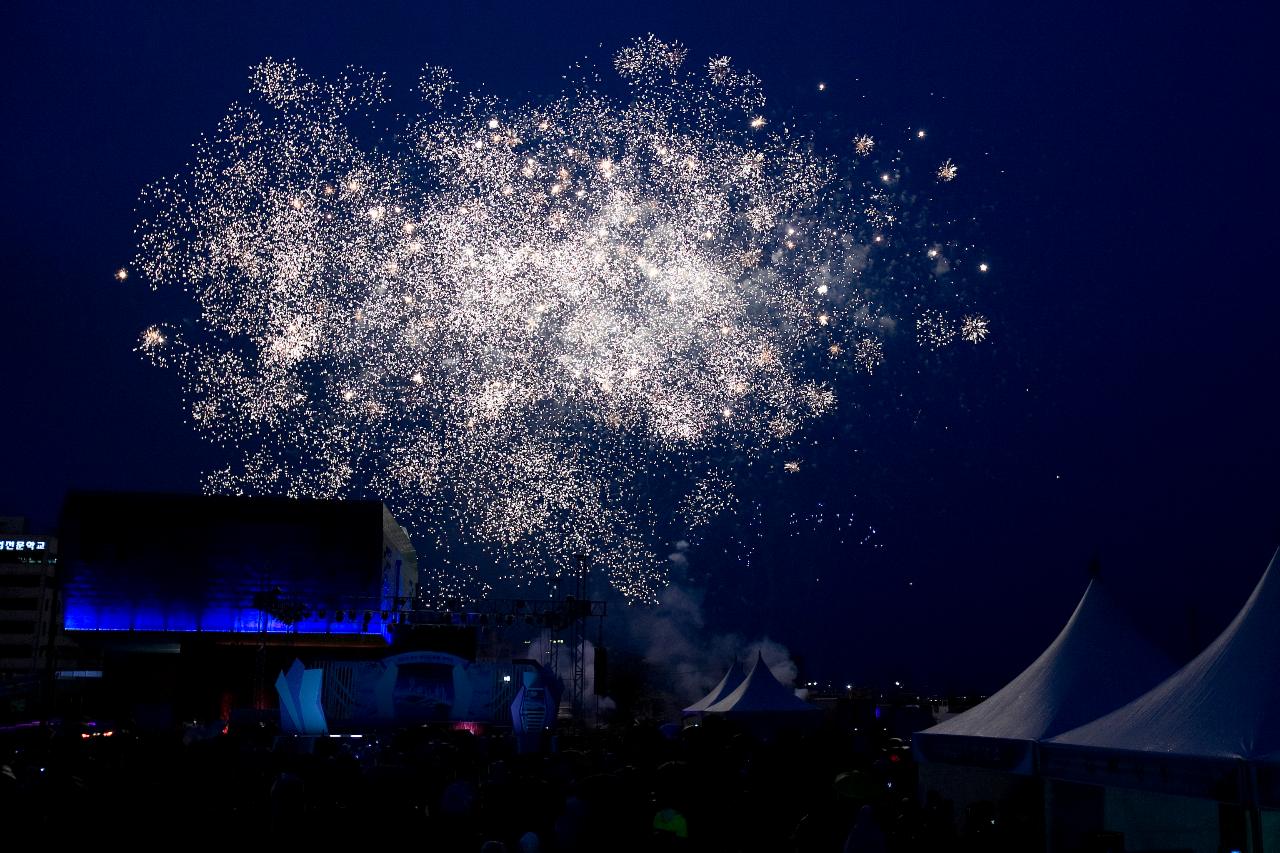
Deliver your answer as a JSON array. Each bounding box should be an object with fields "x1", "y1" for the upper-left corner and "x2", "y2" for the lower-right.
[
  {"x1": 1247, "y1": 762, "x2": 1264, "y2": 853},
  {"x1": 1244, "y1": 758, "x2": 1264, "y2": 850}
]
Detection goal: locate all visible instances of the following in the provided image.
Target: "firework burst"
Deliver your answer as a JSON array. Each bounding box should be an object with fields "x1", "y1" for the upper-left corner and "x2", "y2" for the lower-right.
[{"x1": 129, "y1": 37, "x2": 988, "y2": 603}]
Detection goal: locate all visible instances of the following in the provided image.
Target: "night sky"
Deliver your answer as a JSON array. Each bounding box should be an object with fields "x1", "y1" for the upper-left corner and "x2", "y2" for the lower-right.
[{"x1": 3, "y1": 1, "x2": 1277, "y2": 692}]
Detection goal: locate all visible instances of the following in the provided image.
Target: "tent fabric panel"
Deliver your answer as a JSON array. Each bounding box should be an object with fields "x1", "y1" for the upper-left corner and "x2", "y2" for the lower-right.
[{"x1": 1049, "y1": 549, "x2": 1280, "y2": 762}]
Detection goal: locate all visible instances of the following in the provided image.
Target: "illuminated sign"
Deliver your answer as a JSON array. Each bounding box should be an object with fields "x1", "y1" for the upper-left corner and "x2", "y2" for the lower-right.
[{"x1": 2, "y1": 539, "x2": 47, "y2": 552}]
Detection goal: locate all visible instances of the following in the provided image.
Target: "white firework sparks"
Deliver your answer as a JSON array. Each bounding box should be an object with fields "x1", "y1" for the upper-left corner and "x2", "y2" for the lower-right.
[
  {"x1": 916, "y1": 309, "x2": 958, "y2": 350},
  {"x1": 960, "y1": 314, "x2": 990, "y2": 343},
  {"x1": 137, "y1": 326, "x2": 166, "y2": 351},
  {"x1": 938, "y1": 158, "x2": 958, "y2": 182},
  {"x1": 852, "y1": 337, "x2": 885, "y2": 374},
  {"x1": 129, "y1": 37, "x2": 986, "y2": 603}
]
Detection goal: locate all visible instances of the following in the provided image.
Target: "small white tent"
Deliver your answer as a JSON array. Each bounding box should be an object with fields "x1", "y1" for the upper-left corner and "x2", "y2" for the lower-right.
[
  {"x1": 702, "y1": 652, "x2": 819, "y2": 718},
  {"x1": 682, "y1": 659, "x2": 746, "y2": 716}
]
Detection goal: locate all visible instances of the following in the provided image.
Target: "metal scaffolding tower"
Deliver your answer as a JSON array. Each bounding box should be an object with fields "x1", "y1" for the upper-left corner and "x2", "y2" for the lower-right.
[{"x1": 568, "y1": 553, "x2": 589, "y2": 720}]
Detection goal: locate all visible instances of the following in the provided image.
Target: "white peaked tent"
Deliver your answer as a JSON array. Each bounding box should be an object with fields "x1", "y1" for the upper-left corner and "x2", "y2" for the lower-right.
[
  {"x1": 914, "y1": 571, "x2": 1176, "y2": 774},
  {"x1": 1041, "y1": 548, "x2": 1280, "y2": 848},
  {"x1": 702, "y1": 651, "x2": 819, "y2": 717},
  {"x1": 682, "y1": 659, "x2": 746, "y2": 716}
]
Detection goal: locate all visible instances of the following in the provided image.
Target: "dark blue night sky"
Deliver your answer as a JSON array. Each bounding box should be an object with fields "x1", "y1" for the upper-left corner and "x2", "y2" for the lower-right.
[{"x1": 3, "y1": 1, "x2": 1276, "y2": 691}]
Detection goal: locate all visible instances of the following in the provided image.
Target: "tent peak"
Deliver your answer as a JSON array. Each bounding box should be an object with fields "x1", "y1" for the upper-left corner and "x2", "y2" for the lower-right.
[
  {"x1": 1046, "y1": 547, "x2": 1280, "y2": 761},
  {"x1": 1087, "y1": 554, "x2": 1101, "y2": 579},
  {"x1": 682, "y1": 659, "x2": 747, "y2": 715},
  {"x1": 919, "y1": 570, "x2": 1174, "y2": 743},
  {"x1": 703, "y1": 649, "x2": 817, "y2": 716}
]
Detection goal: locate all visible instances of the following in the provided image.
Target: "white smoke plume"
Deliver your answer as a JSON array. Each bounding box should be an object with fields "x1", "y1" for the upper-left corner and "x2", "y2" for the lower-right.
[{"x1": 622, "y1": 582, "x2": 800, "y2": 711}]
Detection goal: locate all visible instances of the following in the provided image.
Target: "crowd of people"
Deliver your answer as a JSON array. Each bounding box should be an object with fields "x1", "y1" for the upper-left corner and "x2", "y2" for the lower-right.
[{"x1": 0, "y1": 714, "x2": 1028, "y2": 850}]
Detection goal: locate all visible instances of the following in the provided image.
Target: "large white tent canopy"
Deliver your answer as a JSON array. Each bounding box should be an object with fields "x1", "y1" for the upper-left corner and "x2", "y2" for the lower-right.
[
  {"x1": 915, "y1": 571, "x2": 1175, "y2": 773},
  {"x1": 1048, "y1": 548, "x2": 1279, "y2": 758},
  {"x1": 1043, "y1": 548, "x2": 1280, "y2": 806}
]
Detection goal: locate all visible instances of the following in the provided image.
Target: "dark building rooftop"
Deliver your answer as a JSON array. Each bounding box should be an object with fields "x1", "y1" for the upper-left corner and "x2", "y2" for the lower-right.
[{"x1": 59, "y1": 491, "x2": 417, "y2": 640}]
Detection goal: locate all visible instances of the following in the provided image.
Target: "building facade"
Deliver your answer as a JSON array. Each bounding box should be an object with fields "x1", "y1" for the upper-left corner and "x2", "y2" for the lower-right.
[
  {"x1": 55, "y1": 492, "x2": 420, "y2": 725},
  {"x1": 59, "y1": 492, "x2": 418, "y2": 640},
  {"x1": 0, "y1": 517, "x2": 60, "y2": 717}
]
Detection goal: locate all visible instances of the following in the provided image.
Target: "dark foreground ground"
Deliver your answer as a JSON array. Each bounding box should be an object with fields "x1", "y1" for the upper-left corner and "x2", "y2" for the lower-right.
[{"x1": 0, "y1": 717, "x2": 1029, "y2": 850}]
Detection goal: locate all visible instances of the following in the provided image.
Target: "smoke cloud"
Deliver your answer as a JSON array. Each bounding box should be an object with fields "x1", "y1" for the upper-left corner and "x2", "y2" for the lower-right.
[{"x1": 619, "y1": 582, "x2": 800, "y2": 712}]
